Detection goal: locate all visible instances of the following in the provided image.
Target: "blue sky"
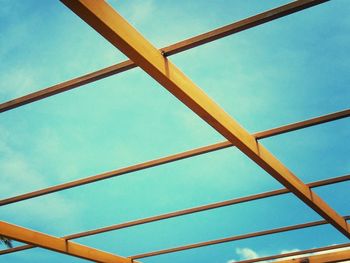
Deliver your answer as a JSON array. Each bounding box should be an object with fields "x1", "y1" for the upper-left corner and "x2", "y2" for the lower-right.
[{"x1": 0, "y1": 0, "x2": 349, "y2": 262}]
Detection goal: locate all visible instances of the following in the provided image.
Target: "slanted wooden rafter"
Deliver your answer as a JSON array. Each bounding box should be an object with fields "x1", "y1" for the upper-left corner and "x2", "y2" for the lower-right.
[
  {"x1": 0, "y1": 221, "x2": 135, "y2": 263},
  {"x1": 60, "y1": 0, "x2": 349, "y2": 240},
  {"x1": 1, "y1": 0, "x2": 349, "y2": 262}
]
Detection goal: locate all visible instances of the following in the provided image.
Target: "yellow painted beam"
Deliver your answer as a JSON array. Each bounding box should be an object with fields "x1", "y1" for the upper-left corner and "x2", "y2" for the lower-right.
[
  {"x1": 60, "y1": 0, "x2": 350, "y2": 239},
  {"x1": 0, "y1": 221, "x2": 134, "y2": 263},
  {"x1": 235, "y1": 243, "x2": 350, "y2": 263},
  {"x1": 274, "y1": 248, "x2": 350, "y2": 263},
  {"x1": 1, "y1": 177, "x2": 349, "y2": 256}
]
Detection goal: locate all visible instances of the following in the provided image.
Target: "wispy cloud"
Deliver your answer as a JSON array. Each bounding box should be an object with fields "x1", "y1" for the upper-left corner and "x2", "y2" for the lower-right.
[
  {"x1": 0, "y1": 67, "x2": 39, "y2": 100},
  {"x1": 109, "y1": 0, "x2": 155, "y2": 27},
  {"x1": 0, "y1": 125, "x2": 83, "y2": 234},
  {"x1": 128, "y1": 0, "x2": 155, "y2": 25},
  {"x1": 227, "y1": 247, "x2": 267, "y2": 263},
  {"x1": 236, "y1": 247, "x2": 260, "y2": 259}
]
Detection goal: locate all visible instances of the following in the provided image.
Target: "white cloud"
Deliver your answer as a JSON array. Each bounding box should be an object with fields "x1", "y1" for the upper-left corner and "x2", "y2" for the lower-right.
[
  {"x1": 118, "y1": 0, "x2": 155, "y2": 26},
  {"x1": 236, "y1": 247, "x2": 260, "y2": 260},
  {"x1": 227, "y1": 247, "x2": 267, "y2": 263}
]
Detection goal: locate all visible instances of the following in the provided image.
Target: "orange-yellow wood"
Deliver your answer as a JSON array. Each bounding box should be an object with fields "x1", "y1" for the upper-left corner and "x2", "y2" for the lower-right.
[
  {"x1": 60, "y1": 0, "x2": 349, "y2": 238},
  {"x1": 0, "y1": 221, "x2": 133, "y2": 263},
  {"x1": 130, "y1": 217, "x2": 350, "y2": 259},
  {"x1": 1, "y1": 176, "x2": 349, "y2": 256},
  {"x1": 274, "y1": 248, "x2": 350, "y2": 263},
  {"x1": 235, "y1": 243, "x2": 350, "y2": 263}
]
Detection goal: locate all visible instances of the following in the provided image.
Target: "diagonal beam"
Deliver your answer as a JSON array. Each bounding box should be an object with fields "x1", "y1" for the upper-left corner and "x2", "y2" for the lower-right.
[
  {"x1": 1, "y1": 174, "x2": 349, "y2": 256},
  {"x1": 1, "y1": 109, "x2": 348, "y2": 206},
  {"x1": 0, "y1": 0, "x2": 328, "y2": 113},
  {"x1": 0, "y1": 221, "x2": 134, "y2": 263},
  {"x1": 60, "y1": 0, "x2": 349, "y2": 238}
]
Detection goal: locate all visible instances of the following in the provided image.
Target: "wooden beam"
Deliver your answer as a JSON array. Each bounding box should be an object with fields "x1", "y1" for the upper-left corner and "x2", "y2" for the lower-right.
[
  {"x1": 64, "y1": 175, "x2": 350, "y2": 240},
  {"x1": 1, "y1": 175, "x2": 349, "y2": 256},
  {"x1": 130, "y1": 216, "x2": 350, "y2": 259},
  {"x1": 0, "y1": 0, "x2": 328, "y2": 113},
  {"x1": 271, "y1": 246, "x2": 350, "y2": 263},
  {"x1": 161, "y1": 0, "x2": 329, "y2": 56},
  {"x1": 0, "y1": 107, "x2": 348, "y2": 206},
  {"x1": 253, "y1": 109, "x2": 350, "y2": 139},
  {"x1": 60, "y1": 0, "x2": 349, "y2": 238},
  {"x1": 236, "y1": 243, "x2": 350, "y2": 263},
  {"x1": 0, "y1": 221, "x2": 134, "y2": 263}
]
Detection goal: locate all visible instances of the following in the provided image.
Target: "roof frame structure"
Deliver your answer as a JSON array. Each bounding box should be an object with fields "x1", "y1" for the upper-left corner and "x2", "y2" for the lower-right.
[
  {"x1": 60, "y1": 0, "x2": 349, "y2": 237},
  {"x1": 1, "y1": 0, "x2": 349, "y2": 262},
  {"x1": 0, "y1": 0, "x2": 329, "y2": 113},
  {"x1": 0, "y1": 221, "x2": 135, "y2": 263},
  {"x1": 1, "y1": 175, "x2": 349, "y2": 256},
  {"x1": 269, "y1": 246, "x2": 350, "y2": 263},
  {"x1": 237, "y1": 243, "x2": 350, "y2": 263},
  {"x1": 1, "y1": 108, "x2": 348, "y2": 206}
]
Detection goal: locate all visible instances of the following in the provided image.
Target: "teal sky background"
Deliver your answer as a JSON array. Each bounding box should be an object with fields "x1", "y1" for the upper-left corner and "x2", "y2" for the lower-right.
[{"x1": 0, "y1": 0, "x2": 349, "y2": 262}]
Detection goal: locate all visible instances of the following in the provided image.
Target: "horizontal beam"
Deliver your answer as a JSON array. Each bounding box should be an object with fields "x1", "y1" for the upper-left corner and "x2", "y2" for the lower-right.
[
  {"x1": 0, "y1": 221, "x2": 134, "y2": 263},
  {"x1": 62, "y1": 0, "x2": 350, "y2": 238},
  {"x1": 161, "y1": 0, "x2": 329, "y2": 56},
  {"x1": 2, "y1": 174, "x2": 349, "y2": 256},
  {"x1": 1, "y1": 108, "x2": 348, "y2": 206},
  {"x1": 66, "y1": 175, "x2": 350, "y2": 240},
  {"x1": 253, "y1": 109, "x2": 350, "y2": 139},
  {"x1": 0, "y1": 0, "x2": 328, "y2": 113},
  {"x1": 237, "y1": 243, "x2": 350, "y2": 263},
  {"x1": 129, "y1": 216, "x2": 350, "y2": 259},
  {"x1": 270, "y1": 245, "x2": 350, "y2": 263},
  {"x1": 279, "y1": 252, "x2": 350, "y2": 263}
]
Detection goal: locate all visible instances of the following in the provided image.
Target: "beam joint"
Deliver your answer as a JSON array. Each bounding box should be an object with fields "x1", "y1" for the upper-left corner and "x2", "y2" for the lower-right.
[{"x1": 60, "y1": 0, "x2": 350, "y2": 239}]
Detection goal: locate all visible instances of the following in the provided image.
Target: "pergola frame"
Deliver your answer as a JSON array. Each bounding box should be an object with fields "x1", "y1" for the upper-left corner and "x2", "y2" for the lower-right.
[{"x1": 1, "y1": 1, "x2": 349, "y2": 262}]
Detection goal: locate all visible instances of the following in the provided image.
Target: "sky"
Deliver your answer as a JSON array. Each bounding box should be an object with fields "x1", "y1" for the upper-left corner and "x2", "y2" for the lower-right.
[{"x1": 0, "y1": 0, "x2": 349, "y2": 262}]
